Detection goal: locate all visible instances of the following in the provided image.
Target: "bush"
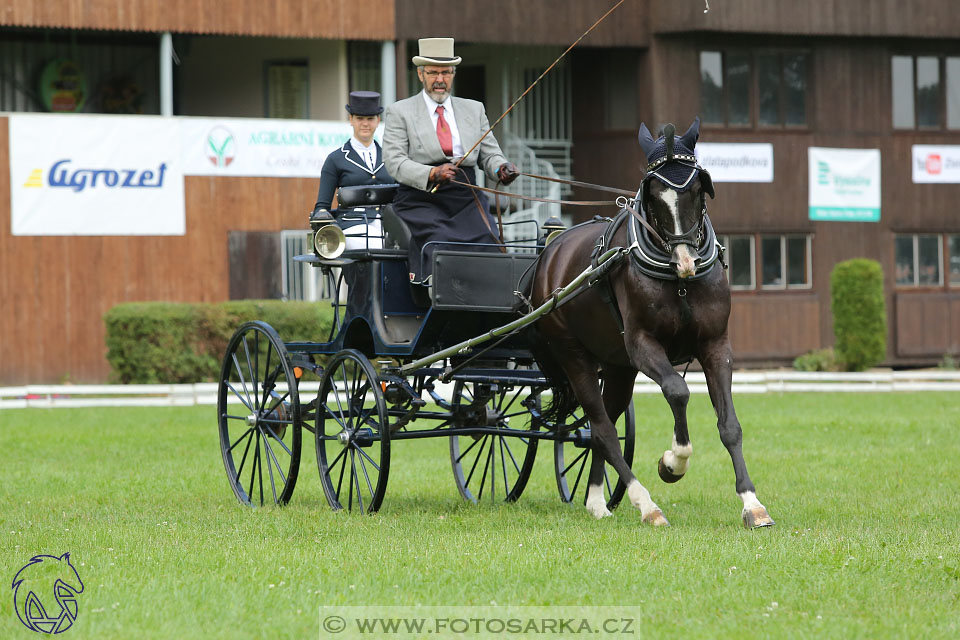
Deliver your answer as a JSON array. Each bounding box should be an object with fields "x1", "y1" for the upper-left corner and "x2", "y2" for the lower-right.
[
  {"x1": 830, "y1": 259, "x2": 887, "y2": 371},
  {"x1": 793, "y1": 347, "x2": 840, "y2": 372},
  {"x1": 105, "y1": 301, "x2": 334, "y2": 383}
]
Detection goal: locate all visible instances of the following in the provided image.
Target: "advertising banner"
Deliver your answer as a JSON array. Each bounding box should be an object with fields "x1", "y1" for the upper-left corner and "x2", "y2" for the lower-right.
[
  {"x1": 695, "y1": 143, "x2": 774, "y2": 182},
  {"x1": 912, "y1": 144, "x2": 960, "y2": 183},
  {"x1": 180, "y1": 117, "x2": 375, "y2": 177},
  {"x1": 808, "y1": 147, "x2": 881, "y2": 222},
  {"x1": 9, "y1": 114, "x2": 184, "y2": 235}
]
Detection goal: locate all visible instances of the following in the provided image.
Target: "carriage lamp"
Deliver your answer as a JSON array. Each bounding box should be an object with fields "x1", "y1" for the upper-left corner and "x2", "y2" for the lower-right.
[
  {"x1": 540, "y1": 216, "x2": 567, "y2": 247},
  {"x1": 309, "y1": 208, "x2": 347, "y2": 260}
]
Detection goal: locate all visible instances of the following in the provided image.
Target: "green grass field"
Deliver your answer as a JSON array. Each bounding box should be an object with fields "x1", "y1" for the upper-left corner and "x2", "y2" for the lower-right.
[{"x1": 2, "y1": 392, "x2": 959, "y2": 639}]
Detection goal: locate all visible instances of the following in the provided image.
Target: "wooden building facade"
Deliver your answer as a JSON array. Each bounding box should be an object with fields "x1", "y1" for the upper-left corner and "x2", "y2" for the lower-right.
[{"x1": 2, "y1": 0, "x2": 959, "y2": 383}]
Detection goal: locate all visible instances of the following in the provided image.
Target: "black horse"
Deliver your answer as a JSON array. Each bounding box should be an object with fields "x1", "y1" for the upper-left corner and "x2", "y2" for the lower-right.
[{"x1": 530, "y1": 118, "x2": 773, "y2": 528}]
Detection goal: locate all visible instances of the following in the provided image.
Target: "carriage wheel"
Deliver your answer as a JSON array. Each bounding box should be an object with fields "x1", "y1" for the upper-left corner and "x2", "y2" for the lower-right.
[
  {"x1": 554, "y1": 401, "x2": 635, "y2": 511},
  {"x1": 449, "y1": 381, "x2": 539, "y2": 504},
  {"x1": 315, "y1": 349, "x2": 390, "y2": 513},
  {"x1": 218, "y1": 322, "x2": 302, "y2": 506}
]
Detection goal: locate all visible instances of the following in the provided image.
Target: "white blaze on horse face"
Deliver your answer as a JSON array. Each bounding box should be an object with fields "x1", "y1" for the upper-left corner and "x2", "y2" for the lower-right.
[
  {"x1": 586, "y1": 484, "x2": 612, "y2": 519},
  {"x1": 662, "y1": 435, "x2": 693, "y2": 476},
  {"x1": 657, "y1": 189, "x2": 698, "y2": 279}
]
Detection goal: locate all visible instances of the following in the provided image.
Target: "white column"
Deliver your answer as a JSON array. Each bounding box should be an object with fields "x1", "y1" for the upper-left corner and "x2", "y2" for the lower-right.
[
  {"x1": 380, "y1": 40, "x2": 396, "y2": 108},
  {"x1": 160, "y1": 32, "x2": 174, "y2": 116}
]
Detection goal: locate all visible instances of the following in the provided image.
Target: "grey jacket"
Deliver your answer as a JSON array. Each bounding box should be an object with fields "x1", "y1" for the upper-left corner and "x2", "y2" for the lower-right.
[{"x1": 383, "y1": 93, "x2": 508, "y2": 191}]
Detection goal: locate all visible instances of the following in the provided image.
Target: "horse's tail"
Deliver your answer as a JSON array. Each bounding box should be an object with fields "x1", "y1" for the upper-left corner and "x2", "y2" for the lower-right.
[{"x1": 526, "y1": 324, "x2": 579, "y2": 426}]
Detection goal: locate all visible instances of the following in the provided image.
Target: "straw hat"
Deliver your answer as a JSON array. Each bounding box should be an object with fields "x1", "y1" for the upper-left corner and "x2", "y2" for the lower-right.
[{"x1": 412, "y1": 38, "x2": 462, "y2": 67}]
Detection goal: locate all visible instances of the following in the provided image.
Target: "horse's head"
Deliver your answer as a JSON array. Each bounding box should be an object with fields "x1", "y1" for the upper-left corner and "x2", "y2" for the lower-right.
[
  {"x1": 13, "y1": 553, "x2": 84, "y2": 632},
  {"x1": 638, "y1": 117, "x2": 714, "y2": 279}
]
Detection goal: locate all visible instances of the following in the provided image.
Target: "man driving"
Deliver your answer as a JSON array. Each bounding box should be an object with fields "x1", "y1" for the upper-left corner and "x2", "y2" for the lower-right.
[{"x1": 382, "y1": 37, "x2": 519, "y2": 284}]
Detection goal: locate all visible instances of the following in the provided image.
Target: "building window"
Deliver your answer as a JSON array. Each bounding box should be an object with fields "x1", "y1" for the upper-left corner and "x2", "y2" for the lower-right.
[
  {"x1": 721, "y1": 235, "x2": 756, "y2": 289},
  {"x1": 701, "y1": 50, "x2": 808, "y2": 127},
  {"x1": 949, "y1": 235, "x2": 960, "y2": 286},
  {"x1": 348, "y1": 41, "x2": 382, "y2": 94},
  {"x1": 892, "y1": 55, "x2": 960, "y2": 130},
  {"x1": 720, "y1": 234, "x2": 810, "y2": 290},
  {"x1": 895, "y1": 234, "x2": 943, "y2": 287},
  {"x1": 265, "y1": 60, "x2": 308, "y2": 119},
  {"x1": 760, "y1": 235, "x2": 811, "y2": 289}
]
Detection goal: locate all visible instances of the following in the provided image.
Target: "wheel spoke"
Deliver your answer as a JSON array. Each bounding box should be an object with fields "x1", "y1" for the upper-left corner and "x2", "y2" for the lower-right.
[
  {"x1": 241, "y1": 335, "x2": 258, "y2": 410},
  {"x1": 603, "y1": 468, "x2": 613, "y2": 497},
  {"x1": 263, "y1": 390, "x2": 291, "y2": 416},
  {"x1": 353, "y1": 444, "x2": 381, "y2": 473},
  {"x1": 348, "y1": 449, "x2": 356, "y2": 511},
  {"x1": 261, "y1": 423, "x2": 294, "y2": 457},
  {"x1": 464, "y1": 435, "x2": 488, "y2": 489},
  {"x1": 499, "y1": 436, "x2": 509, "y2": 498},
  {"x1": 569, "y1": 451, "x2": 587, "y2": 500},
  {"x1": 225, "y1": 380, "x2": 254, "y2": 412},
  {"x1": 231, "y1": 354, "x2": 254, "y2": 410},
  {"x1": 261, "y1": 429, "x2": 289, "y2": 487},
  {"x1": 455, "y1": 435, "x2": 484, "y2": 464},
  {"x1": 235, "y1": 427, "x2": 256, "y2": 481},
  {"x1": 501, "y1": 436, "x2": 522, "y2": 474},
  {"x1": 228, "y1": 427, "x2": 254, "y2": 453},
  {"x1": 561, "y1": 447, "x2": 589, "y2": 477},
  {"x1": 263, "y1": 431, "x2": 279, "y2": 504},
  {"x1": 353, "y1": 443, "x2": 375, "y2": 506}
]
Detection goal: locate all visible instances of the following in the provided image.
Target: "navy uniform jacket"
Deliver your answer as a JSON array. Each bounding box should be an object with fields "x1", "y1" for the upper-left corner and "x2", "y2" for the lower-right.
[{"x1": 313, "y1": 140, "x2": 394, "y2": 212}]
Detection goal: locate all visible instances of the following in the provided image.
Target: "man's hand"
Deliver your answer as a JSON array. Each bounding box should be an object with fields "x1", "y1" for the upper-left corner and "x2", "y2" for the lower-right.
[
  {"x1": 497, "y1": 162, "x2": 520, "y2": 185},
  {"x1": 429, "y1": 163, "x2": 458, "y2": 185}
]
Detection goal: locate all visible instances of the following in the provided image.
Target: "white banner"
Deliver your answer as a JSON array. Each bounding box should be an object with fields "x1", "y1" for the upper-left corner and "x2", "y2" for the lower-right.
[
  {"x1": 695, "y1": 143, "x2": 774, "y2": 182},
  {"x1": 912, "y1": 144, "x2": 960, "y2": 183},
  {"x1": 9, "y1": 114, "x2": 184, "y2": 236},
  {"x1": 808, "y1": 147, "x2": 881, "y2": 222},
  {"x1": 180, "y1": 117, "x2": 379, "y2": 177}
]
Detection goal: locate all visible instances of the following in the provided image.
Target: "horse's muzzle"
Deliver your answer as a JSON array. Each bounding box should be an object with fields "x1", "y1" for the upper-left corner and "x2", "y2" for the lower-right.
[{"x1": 670, "y1": 243, "x2": 701, "y2": 279}]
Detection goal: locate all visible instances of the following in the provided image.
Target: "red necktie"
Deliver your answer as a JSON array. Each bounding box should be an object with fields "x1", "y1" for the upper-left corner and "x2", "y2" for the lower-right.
[{"x1": 436, "y1": 105, "x2": 453, "y2": 156}]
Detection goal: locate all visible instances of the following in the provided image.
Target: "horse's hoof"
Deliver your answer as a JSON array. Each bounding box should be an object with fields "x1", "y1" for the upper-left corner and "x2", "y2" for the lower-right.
[
  {"x1": 742, "y1": 506, "x2": 775, "y2": 529},
  {"x1": 642, "y1": 509, "x2": 670, "y2": 527},
  {"x1": 657, "y1": 456, "x2": 684, "y2": 484}
]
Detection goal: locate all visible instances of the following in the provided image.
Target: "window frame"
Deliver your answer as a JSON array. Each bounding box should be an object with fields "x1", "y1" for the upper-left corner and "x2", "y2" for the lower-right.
[
  {"x1": 719, "y1": 233, "x2": 812, "y2": 292},
  {"x1": 700, "y1": 48, "x2": 811, "y2": 129},
  {"x1": 891, "y1": 53, "x2": 960, "y2": 131},
  {"x1": 720, "y1": 234, "x2": 756, "y2": 290},
  {"x1": 894, "y1": 233, "x2": 947, "y2": 288}
]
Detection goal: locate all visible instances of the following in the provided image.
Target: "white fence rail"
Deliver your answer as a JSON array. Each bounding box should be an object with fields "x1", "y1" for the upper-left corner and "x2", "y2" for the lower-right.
[{"x1": 1, "y1": 371, "x2": 958, "y2": 409}]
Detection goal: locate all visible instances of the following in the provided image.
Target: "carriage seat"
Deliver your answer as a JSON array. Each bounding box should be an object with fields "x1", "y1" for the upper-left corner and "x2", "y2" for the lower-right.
[
  {"x1": 380, "y1": 204, "x2": 411, "y2": 251},
  {"x1": 337, "y1": 183, "x2": 398, "y2": 207}
]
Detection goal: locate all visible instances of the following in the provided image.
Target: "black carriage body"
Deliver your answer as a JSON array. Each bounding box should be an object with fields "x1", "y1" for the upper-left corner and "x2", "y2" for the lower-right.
[{"x1": 289, "y1": 210, "x2": 539, "y2": 362}]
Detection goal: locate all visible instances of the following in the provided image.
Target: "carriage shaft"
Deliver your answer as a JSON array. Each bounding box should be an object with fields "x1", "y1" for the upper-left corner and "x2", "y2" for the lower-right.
[{"x1": 399, "y1": 247, "x2": 624, "y2": 374}]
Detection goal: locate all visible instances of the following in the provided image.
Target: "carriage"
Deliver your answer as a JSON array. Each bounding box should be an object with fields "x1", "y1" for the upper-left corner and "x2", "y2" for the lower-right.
[
  {"x1": 217, "y1": 118, "x2": 774, "y2": 529},
  {"x1": 216, "y1": 183, "x2": 634, "y2": 514}
]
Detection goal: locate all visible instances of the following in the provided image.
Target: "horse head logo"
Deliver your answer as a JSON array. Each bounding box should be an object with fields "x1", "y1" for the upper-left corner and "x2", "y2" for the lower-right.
[{"x1": 12, "y1": 553, "x2": 84, "y2": 634}]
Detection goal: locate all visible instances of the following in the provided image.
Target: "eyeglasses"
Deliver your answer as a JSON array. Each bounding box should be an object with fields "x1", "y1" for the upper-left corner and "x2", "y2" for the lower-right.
[{"x1": 422, "y1": 70, "x2": 455, "y2": 79}]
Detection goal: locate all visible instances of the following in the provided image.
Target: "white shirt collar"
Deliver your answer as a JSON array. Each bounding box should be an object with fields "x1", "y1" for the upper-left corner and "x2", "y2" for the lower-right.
[{"x1": 421, "y1": 89, "x2": 452, "y2": 113}]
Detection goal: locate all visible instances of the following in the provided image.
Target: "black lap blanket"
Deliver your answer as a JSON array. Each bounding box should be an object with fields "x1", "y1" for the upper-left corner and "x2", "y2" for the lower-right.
[{"x1": 392, "y1": 166, "x2": 503, "y2": 283}]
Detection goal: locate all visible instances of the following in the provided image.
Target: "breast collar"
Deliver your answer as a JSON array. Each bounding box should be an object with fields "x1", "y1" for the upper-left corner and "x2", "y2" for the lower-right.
[{"x1": 624, "y1": 185, "x2": 723, "y2": 282}]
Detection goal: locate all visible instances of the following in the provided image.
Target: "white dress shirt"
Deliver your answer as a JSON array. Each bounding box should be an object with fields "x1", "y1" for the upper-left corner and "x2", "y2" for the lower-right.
[
  {"x1": 421, "y1": 90, "x2": 464, "y2": 158},
  {"x1": 349, "y1": 137, "x2": 377, "y2": 172}
]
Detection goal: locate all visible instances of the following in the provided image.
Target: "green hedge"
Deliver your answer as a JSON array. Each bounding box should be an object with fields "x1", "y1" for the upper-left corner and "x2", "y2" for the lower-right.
[
  {"x1": 830, "y1": 259, "x2": 887, "y2": 371},
  {"x1": 105, "y1": 300, "x2": 334, "y2": 383}
]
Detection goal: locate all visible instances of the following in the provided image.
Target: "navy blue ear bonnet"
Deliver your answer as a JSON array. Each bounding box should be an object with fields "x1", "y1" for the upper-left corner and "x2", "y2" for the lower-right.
[{"x1": 638, "y1": 117, "x2": 713, "y2": 197}]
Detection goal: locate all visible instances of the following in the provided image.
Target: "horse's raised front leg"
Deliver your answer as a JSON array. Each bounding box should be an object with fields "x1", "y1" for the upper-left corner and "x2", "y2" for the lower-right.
[
  {"x1": 623, "y1": 331, "x2": 695, "y2": 485},
  {"x1": 564, "y1": 357, "x2": 667, "y2": 526},
  {"x1": 699, "y1": 337, "x2": 774, "y2": 529}
]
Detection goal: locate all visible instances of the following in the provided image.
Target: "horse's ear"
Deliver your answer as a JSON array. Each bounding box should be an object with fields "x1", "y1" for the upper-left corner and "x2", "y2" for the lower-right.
[
  {"x1": 699, "y1": 169, "x2": 715, "y2": 199},
  {"x1": 638, "y1": 123, "x2": 657, "y2": 160},
  {"x1": 680, "y1": 116, "x2": 701, "y2": 150}
]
